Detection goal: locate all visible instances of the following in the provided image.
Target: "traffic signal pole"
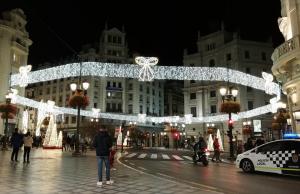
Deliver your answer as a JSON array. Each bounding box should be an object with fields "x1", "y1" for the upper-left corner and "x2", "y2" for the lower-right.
[{"x1": 228, "y1": 112, "x2": 234, "y2": 159}]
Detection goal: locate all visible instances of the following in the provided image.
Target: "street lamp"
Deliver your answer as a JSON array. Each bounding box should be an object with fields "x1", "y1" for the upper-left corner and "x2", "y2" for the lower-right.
[
  {"x1": 69, "y1": 77, "x2": 89, "y2": 156},
  {"x1": 219, "y1": 86, "x2": 240, "y2": 159}
]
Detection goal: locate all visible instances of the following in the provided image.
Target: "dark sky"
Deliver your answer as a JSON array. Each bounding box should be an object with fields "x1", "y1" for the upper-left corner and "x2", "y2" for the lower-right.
[{"x1": 1, "y1": 0, "x2": 284, "y2": 66}]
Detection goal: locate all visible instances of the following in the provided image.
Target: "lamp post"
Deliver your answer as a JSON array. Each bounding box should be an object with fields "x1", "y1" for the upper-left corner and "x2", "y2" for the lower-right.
[
  {"x1": 69, "y1": 79, "x2": 89, "y2": 156},
  {"x1": 219, "y1": 86, "x2": 239, "y2": 160}
]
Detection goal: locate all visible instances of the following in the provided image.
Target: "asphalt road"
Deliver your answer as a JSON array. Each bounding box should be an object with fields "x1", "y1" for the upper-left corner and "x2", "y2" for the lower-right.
[{"x1": 119, "y1": 149, "x2": 300, "y2": 194}]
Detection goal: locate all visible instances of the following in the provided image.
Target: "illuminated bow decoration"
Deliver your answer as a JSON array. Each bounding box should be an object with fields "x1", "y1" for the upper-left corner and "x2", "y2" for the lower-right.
[
  {"x1": 262, "y1": 72, "x2": 274, "y2": 95},
  {"x1": 184, "y1": 114, "x2": 193, "y2": 124},
  {"x1": 92, "y1": 108, "x2": 100, "y2": 118},
  {"x1": 138, "y1": 113, "x2": 146, "y2": 123},
  {"x1": 135, "y1": 56, "x2": 158, "y2": 81},
  {"x1": 19, "y1": 65, "x2": 32, "y2": 87}
]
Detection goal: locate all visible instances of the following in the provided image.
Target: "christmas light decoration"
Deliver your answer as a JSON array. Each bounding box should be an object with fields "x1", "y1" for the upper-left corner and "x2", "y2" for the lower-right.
[
  {"x1": 57, "y1": 131, "x2": 62, "y2": 148},
  {"x1": 8, "y1": 61, "x2": 282, "y2": 124},
  {"x1": 135, "y1": 56, "x2": 158, "y2": 81},
  {"x1": 18, "y1": 65, "x2": 32, "y2": 87},
  {"x1": 10, "y1": 62, "x2": 280, "y2": 97},
  {"x1": 22, "y1": 110, "x2": 28, "y2": 134}
]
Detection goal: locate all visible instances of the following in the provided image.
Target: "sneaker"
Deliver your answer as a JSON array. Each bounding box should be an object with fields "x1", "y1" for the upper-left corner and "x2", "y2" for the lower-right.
[
  {"x1": 97, "y1": 181, "x2": 102, "y2": 187},
  {"x1": 111, "y1": 168, "x2": 117, "y2": 171},
  {"x1": 106, "y1": 180, "x2": 113, "y2": 185}
]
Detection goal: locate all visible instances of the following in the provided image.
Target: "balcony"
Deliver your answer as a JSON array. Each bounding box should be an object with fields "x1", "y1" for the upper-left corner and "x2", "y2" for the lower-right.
[
  {"x1": 272, "y1": 35, "x2": 300, "y2": 75},
  {"x1": 11, "y1": 40, "x2": 28, "y2": 53}
]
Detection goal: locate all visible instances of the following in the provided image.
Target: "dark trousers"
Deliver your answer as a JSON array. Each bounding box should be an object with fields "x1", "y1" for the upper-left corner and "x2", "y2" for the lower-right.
[
  {"x1": 11, "y1": 147, "x2": 20, "y2": 161},
  {"x1": 23, "y1": 146, "x2": 31, "y2": 162}
]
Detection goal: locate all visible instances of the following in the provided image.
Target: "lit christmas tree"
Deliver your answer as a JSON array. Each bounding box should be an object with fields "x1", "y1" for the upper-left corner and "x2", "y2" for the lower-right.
[
  {"x1": 57, "y1": 131, "x2": 62, "y2": 148},
  {"x1": 43, "y1": 115, "x2": 59, "y2": 148},
  {"x1": 217, "y1": 129, "x2": 224, "y2": 151},
  {"x1": 207, "y1": 134, "x2": 214, "y2": 151}
]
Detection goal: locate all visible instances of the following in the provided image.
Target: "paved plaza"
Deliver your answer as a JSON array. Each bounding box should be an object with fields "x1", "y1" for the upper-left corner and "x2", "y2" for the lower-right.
[{"x1": 0, "y1": 148, "x2": 218, "y2": 194}]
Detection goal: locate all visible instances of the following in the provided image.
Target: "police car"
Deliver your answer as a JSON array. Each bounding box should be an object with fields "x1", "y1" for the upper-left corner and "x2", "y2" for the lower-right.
[{"x1": 236, "y1": 139, "x2": 300, "y2": 175}]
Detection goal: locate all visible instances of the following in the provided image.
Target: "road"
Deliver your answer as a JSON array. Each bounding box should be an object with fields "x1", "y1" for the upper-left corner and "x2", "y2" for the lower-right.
[{"x1": 119, "y1": 148, "x2": 300, "y2": 194}]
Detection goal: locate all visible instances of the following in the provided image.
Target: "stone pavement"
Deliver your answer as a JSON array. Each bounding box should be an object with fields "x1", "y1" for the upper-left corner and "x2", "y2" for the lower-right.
[{"x1": 0, "y1": 148, "x2": 220, "y2": 194}]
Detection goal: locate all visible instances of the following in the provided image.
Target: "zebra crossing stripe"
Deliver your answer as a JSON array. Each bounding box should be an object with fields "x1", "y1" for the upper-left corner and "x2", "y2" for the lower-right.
[
  {"x1": 150, "y1": 154, "x2": 158, "y2": 159},
  {"x1": 172, "y1": 155, "x2": 184, "y2": 160},
  {"x1": 183, "y1": 156, "x2": 193, "y2": 161},
  {"x1": 138, "y1": 153, "x2": 147, "y2": 158},
  {"x1": 126, "y1": 153, "x2": 137, "y2": 158},
  {"x1": 162, "y1": 154, "x2": 170, "y2": 159}
]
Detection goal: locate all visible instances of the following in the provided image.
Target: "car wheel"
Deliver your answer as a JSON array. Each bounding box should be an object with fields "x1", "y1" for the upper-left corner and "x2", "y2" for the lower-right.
[{"x1": 241, "y1": 159, "x2": 254, "y2": 173}]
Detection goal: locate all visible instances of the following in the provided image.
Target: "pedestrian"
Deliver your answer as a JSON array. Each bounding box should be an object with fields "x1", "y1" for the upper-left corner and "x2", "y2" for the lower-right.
[
  {"x1": 212, "y1": 137, "x2": 221, "y2": 162},
  {"x1": 93, "y1": 128, "x2": 113, "y2": 187},
  {"x1": 23, "y1": 132, "x2": 33, "y2": 163},
  {"x1": 254, "y1": 138, "x2": 265, "y2": 147},
  {"x1": 10, "y1": 128, "x2": 23, "y2": 162},
  {"x1": 109, "y1": 148, "x2": 116, "y2": 170},
  {"x1": 244, "y1": 138, "x2": 253, "y2": 151}
]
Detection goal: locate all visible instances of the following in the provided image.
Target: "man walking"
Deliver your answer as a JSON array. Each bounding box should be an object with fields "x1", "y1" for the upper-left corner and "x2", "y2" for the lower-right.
[
  {"x1": 10, "y1": 128, "x2": 23, "y2": 162},
  {"x1": 93, "y1": 128, "x2": 113, "y2": 187},
  {"x1": 23, "y1": 132, "x2": 33, "y2": 163}
]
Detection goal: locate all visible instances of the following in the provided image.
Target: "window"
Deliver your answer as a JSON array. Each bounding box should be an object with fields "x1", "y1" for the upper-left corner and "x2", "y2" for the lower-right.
[
  {"x1": 158, "y1": 82, "x2": 161, "y2": 88},
  {"x1": 226, "y1": 53, "x2": 231, "y2": 61},
  {"x1": 147, "y1": 107, "x2": 150, "y2": 114},
  {"x1": 117, "y1": 37, "x2": 122, "y2": 44},
  {"x1": 128, "y1": 105, "x2": 133, "y2": 114},
  {"x1": 190, "y1": 93, "x2": 196, "y2": 100},
  {"x1": 152, "y1": 89, "x2": 155, "y2": 95},
  {"x1": 108, "y1": 35, "x2": 112, "y2": 42},
  {"x1": 147, "y1": 87, "x2": 150, "y2": 94},
  {"x1": 59, "y1": 96, "x2": 62, "y2": 103},
  {"x1": 140, "y1": 105, "x2": 143, "y2": 113},
  {"x1": 94, "y1": 81, "x2": 99, "y2": 87},
  {"x1": 257, "y1": 142, "x2": 282, "y2": 153},
  {"x1": 247, "y1": 86, "x2": 253, "y2": 92},
  {"x1": 139, "y1": 95, "x2": 143, "y2": 102},
  {"x1": 53, "y1": 87, "x2": 56, "y2": 93},
  {"x1": 191, "y1": 107, "x2": 197, "y2": 117},
  {"x1": 190, "y1": 80, "x2": 196, "y2": 84},
  {"x1": 107, "y1": 81, "x2": 111, "y2": 87},
  {"x1": 246, "y1": 67, "x2": 251, "y2": 74},
  {"x1": 128, "y1": 83, "x2": 133, "y2": 90},
  {"x1": 65, "y1": 116, "x2": 69, "y2": 124},
  {"x1": 106, "y1": 103, "x2": 110, "y2": 111},
  {"x1": 211, "y1": 105, "x2": 217, "y2": 114},
  {"x1": 261, "y1": 52, "x2": 266, "y2": 61},
  {"x1": 112, "y1": 103, "x2": 116, "y2": 111},
  {"x1": 118, "y1": 103, "x2": 122, "y2": 112},
  {"x1": 248, "y1": 101, "x2": 254, "y2": 110},
  {"x1": 118, "y1": 82, "x2": 122, "y2": 88},
  {"x1": 71, "y1": 116, "x2": 76, "y2": 123},
  {"x1": 147, "y1": 97, "x2": 150, "y2": 104},
  {"x1": 39, "y1": 90, "x2": 43, "y2": 95},
  {"x1": 210, "y1": 91, "x2": 216, "y2": 98},
  {"x1": 128, "y1": 94, "x2": 133, "y2": 101},
  {"x1": 139, "y1": 84, "x2": 143, "y2": 92},
  {"x1": 159, "y1": 91, "x2": 161, "y2": 97},
  {"x1": 113, "y1": 36, "x2": 117, "y2": 43},
  {"x1": 244, "y1": 51, "x2": 250, "y2": 59},
  {"x1": 113, "y1": 82, "x2": 116, "y2": 87},
  {"x1": 209, "y1": 59, "x2": 215, "y2": 67},
  {"x1": 190, "y1": 64, "x2": 195, "y2": 67},
  {"x1": 94, "y1": 103, "x2": 97, "y2": 108},
  {"x1": 47, "y1": 81, "x2": 51, "y2": 85},
  {"x1": 46, "y1": 88, "x2": 50, "y2": 94}
]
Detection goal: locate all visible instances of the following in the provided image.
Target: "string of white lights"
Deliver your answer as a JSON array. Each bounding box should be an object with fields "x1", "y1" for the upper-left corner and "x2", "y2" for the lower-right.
[
  {"x1": 14, "y1": 95, "x2": 274, "y2": 124},
  {"x1": 10, "y1": 62, "x2": 280, "y2": 96},
  {"x1": 10, "y1": 61, "x2": 280, "y2": 124}
]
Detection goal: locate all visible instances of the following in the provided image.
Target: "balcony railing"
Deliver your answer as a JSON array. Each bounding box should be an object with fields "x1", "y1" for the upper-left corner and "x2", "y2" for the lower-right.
[{"x1": 272, "y1": 35, "x2": 299, "y2": 63}]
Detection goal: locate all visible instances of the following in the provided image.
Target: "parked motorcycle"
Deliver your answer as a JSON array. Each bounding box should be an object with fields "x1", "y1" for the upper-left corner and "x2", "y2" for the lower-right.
[{"x1": 193, "y1": 148, "x2": 209, "y2": 166}]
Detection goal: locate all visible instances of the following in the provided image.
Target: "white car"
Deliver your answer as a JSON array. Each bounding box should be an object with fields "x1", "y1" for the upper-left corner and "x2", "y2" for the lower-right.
[{"x1": 236, "y1": 139, "x2": 300, "y2": 175}]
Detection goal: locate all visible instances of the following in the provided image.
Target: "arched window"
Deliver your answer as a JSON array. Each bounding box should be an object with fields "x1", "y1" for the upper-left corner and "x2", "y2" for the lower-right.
[{"x1": 209, "y1": 59, "x2": 215, "y2": 67}]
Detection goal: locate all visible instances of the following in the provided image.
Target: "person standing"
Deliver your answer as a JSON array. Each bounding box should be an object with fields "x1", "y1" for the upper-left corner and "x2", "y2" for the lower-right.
[
  {"x1": 212, "y1": 137, "x2": 221, "y2": 162},
  {"x1": 23, "y1": 132, "x2": 33, "y2": 163},
  {"x1": 93, "y1": 128, "x2": 113, "y2": 187},
  {"x1": 10, "y1": 128, "x2": 23, "y2": 162}
]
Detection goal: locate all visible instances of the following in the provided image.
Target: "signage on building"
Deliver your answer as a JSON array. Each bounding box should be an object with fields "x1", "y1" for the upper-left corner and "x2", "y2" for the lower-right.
[{"x1": 253, "y1": 120, "x2": 262, "y2": 132}]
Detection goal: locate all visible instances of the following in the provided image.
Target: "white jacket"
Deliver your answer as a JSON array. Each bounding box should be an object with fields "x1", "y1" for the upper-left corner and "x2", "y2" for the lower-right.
[{"x1": 23, "y1": 136, "x2": 33, "y2": 147}]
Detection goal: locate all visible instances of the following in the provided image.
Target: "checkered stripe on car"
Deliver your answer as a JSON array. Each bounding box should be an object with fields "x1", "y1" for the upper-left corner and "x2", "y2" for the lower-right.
[{"x1": 265, "y1": 150, "x2": 295, "y2": 168}]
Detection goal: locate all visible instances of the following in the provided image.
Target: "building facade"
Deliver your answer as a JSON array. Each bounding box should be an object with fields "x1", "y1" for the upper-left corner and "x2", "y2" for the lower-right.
[
  {"x1": 0, "y1": 9, "x2": 32, "y2": 135},
  {"x1": 272, "y1": 0, "x2": 300, "y2": 134},
  {"x1": 183, "y1": 27, "x2": 274, "y2": 149},
  {"x1": 25, "y1": 26, "x2": 165, "y2": 138}
]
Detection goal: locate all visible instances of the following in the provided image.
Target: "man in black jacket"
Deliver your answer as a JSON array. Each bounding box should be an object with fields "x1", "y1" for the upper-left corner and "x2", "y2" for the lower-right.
[{"x1": 93, "y1": 128, "x2": 113, "y2": 187}]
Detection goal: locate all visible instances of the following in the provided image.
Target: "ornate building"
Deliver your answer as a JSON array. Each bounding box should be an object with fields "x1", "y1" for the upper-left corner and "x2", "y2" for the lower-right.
[
  {"x1": 0, "y1": 9, "x2": 32, "y2": 135},
  {"x1": 183, "y1": 26, "x2": 274, "y2": 147},
  {"x1": 272, "y1": 0, "x2": 300, "y2": 134}
]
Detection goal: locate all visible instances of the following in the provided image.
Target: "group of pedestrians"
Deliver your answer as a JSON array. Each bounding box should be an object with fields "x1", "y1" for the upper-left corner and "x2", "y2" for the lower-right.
[
  {"x1": 10, "y1": 128, "x2": 33, "y2": 163},
  {"x1": 244, "y1": 137, "x2": 265, "y2": 151}
]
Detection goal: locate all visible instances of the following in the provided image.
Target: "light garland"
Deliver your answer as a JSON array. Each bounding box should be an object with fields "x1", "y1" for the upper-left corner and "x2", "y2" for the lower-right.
[
  {"x1": 9, "y1": 61, "x2": 281, "y2": 124},
  {"x1": 135, "y1": 56, "x2": 158, "y2": 81},
  {"x1": 12, "y1": 94, "x2": 274, "y2": 124},
  {"x1": 22, "y1": 110, "x2": 28, "y2": 134},
  {"x1": 11, "y1": 62, "x2": 280, "y2": 96}
]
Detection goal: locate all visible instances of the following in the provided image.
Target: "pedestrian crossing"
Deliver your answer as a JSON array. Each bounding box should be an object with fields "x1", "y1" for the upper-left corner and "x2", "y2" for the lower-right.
[{"x1": 124, "y1": 152, "x2": 193, "y2": 161}]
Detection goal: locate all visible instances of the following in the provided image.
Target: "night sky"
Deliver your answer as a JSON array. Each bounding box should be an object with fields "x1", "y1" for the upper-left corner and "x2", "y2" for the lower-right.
[{"x1": 1, "y1": 0, "x2": 284, "y2": 66}]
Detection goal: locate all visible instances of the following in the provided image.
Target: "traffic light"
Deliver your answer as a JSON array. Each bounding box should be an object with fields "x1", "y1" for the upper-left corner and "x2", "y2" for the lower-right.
[{"x1": 228, "y1": 119, "x2": 234, "y2": 129}]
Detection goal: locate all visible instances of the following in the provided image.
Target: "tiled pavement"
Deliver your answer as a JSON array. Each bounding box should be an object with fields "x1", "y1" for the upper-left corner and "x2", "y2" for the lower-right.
[{"x1": 0, "y1": 148, "x2": 219, "y2": 194}]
